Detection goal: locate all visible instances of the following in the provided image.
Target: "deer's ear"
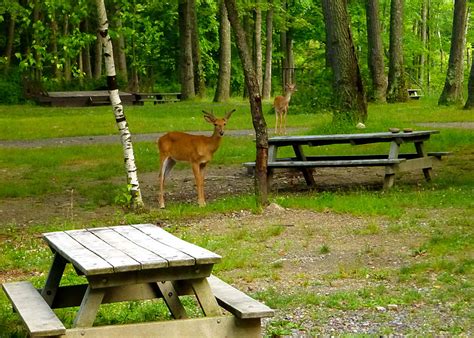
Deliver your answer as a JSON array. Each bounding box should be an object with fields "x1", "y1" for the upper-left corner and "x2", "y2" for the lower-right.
[
  {"x1": 225, "y1": 109, "x2": 236, "y2": 120},
  {"x1": 203, "y1": 111, "x2": 215, "y2": 124}
]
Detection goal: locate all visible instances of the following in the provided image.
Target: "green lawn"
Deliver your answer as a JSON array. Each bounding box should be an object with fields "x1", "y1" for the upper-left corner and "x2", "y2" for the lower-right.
[{"x1": 0, "y1": 98, "x2": 472, "y2": 336}]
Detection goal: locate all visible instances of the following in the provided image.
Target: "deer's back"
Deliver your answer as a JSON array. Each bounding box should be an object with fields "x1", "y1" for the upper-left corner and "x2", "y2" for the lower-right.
[
  {"x1": 158, "y1": 131, "x2": 216, "y2": 163},
  {"x1": 274, "y1": 95, "x2": 288, "y2": 112}
]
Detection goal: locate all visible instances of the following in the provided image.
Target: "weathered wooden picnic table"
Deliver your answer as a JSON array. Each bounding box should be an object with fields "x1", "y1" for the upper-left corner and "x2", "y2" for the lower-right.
[
  {"x1": 2, "y1": 224, "x2": 273, "y2": 337},
  {"x1": 244, "y1": 130, "x2": 449, "y2": 189}
]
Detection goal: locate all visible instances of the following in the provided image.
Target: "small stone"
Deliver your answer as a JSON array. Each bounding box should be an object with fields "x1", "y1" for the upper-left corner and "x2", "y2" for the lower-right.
[
  {"x1": 376, "y1": 306, "x2": 387, "y2": 312},
  {"x1": 388, "y1": 304, "x2": 399, "y2": 311},
  {"x1": 389, "y1": 128, "x2": 400, "y2": 133}
]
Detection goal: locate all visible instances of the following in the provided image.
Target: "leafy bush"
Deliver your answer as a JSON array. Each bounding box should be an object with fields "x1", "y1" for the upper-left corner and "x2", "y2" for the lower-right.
[{"x1": 0, "y1": 70, "x2": 24, "y2": 104}]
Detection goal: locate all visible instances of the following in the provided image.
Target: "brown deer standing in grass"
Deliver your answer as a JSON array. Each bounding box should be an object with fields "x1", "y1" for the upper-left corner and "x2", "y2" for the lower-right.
[
  {"x1": 157, "y1": 109, "x2": 235, "y2": 208},
  {"x1": 274, "y1": 83, "x2": 297, "y2": 135}
]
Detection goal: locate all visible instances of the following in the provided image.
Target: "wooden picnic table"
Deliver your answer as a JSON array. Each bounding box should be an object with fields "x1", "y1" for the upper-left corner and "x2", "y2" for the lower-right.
[
  {"x1": 244, "y1": 130, "x2": 449, "y2": 189},
  {"x1": 2, "y1": 224, "x2": 273, "y2": 337},
  {"x1": 133, "y1": 92, "x2": 182, "y2": 105}
]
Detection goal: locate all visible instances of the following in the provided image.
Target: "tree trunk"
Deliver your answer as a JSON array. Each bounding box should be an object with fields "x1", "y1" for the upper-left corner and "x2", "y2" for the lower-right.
[
  {"x1": 95, "y1": 0, "x2": 144, "y2": 209},
  {"x1": 214, "y1": 0, "x2": 232, "y2": 102},
  {"x1": 190, "y1": 0, "x2": 206, "y2": 97},
  {"x1": 464, "y1": 59, "x2": 474, "y2": 109},
  {"x1": 387, "y1": 0, "x2": 408, "y2": 103},
  {"x1": 81, "y1": 19, "x2": 93, "y2": 79},
  {"x1": 321, "y1": 0, "x2": 367, "y2": 124},
  {"x1": 93, "y1": 34, "x2": 103, "y2": 80},
  {"x1": 64, "y1": 15, "x2": 71, "y2": 83},
  {"x1": 3, "y1": 13, "x2": 16, "y2": 73},
  {"x1": 254, "y1": 1, "x2": 263, "y2": 93},
  {"x1": 224, "y1": 0, "x2": 269, "y2": 207},
  {"x1": 113, "y1": 16, "x2": 128, "y2": 82},
  {"x1": 262, "y1": 0, "x2": 274, "y2": 100},
  {"x1": 419, "y1": 0, "x2": 428, "y2": 88},
  {"x1": 438, "y1": 0, "x2": 468, "y2": 106},
  {"x1": 178, "y1": 0, "x2": 195, "y2": 99},
  {"x1": 365, "y1": 0, "x2": 387, "y2": 103}
]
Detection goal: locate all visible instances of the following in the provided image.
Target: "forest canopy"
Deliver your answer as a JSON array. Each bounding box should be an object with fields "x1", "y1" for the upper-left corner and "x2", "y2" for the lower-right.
[{"x1": 0, "y1": 0, "x2": 472, "y2": 109}]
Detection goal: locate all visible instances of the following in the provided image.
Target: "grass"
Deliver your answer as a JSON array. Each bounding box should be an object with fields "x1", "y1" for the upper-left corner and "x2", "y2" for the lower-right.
[{"x1": 0, "y1": 97, "x2": 473, "y2": 336}]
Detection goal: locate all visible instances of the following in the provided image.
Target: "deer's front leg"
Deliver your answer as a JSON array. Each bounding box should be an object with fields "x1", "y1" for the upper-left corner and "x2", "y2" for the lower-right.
[{"x1": 192, "y1": 162, "x2": 206, "y2": 207}]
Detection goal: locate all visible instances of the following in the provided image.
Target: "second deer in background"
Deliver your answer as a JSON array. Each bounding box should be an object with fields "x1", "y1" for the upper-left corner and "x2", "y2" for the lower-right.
[{"x1": 274, "y1": 83, "x2": 297, "y2": 135}]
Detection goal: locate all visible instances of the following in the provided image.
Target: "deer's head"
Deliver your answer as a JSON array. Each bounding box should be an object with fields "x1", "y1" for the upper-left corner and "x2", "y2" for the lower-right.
[
  {"x1": 203, "y1": 109, "x2": 235, "y2": 136},
  {"x1": 285, "y1": 83, "x2": 297, "y2": 93}
]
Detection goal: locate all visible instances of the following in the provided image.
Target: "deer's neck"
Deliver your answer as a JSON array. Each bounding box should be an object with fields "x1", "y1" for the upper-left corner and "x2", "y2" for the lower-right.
[
  {"x1": 284, "y1": 91, "x2": 293, "y2": 102},
  {"x1": 207, "y1": 131, "x2": 223, "y2": 153}
]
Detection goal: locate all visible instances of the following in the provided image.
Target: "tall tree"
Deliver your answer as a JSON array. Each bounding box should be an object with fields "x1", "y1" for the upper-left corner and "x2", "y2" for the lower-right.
[
  {"x1": 224, "y1": 0, "x2": 269, "y2": 207},
  {"x1": 387, "y1": 0, "x2": 408, "y2": 103},
  {"x1": 214, "y1": 0, "x2": 232, "y2": 102},
  {"x1": 438, "y1": 0, "x2": 468, "y2": 106},
  {"x1": 321, "y1": 0, "x2": 367, "y2": 124},
  {"x1": 464, "y1": 56, "x2": 474, "y2": 109},
  {"x1": 96, "y1": 0, "x2": 143, "y2": 209},
  {"x1": 262, "y1": 0, "x2": 274, "y2": 100},
  {"x1": 190, "y1": 0, "x2": 206, "y2": 97},
  {"x1": 365, "y1": 0, "x2": 387, "y2": 103},
  {"x1": 254, "y1": 0, "x2": 263, "y2": 93},
  {"x1": 178, "y1": 0, "x2": 195, "y2": 99}
]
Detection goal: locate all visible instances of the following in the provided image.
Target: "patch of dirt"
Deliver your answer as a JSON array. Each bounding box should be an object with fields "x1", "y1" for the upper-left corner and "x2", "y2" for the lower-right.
[{"x1": 0, "y1": 161, "x2": 462, "y2": 335}]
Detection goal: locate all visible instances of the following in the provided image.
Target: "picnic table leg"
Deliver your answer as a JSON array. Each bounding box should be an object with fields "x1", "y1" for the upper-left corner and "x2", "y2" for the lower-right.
[
  {"x1": 292, "y1": 145, "x2": 315, "y2": 186},
  {"x1": 415, "y1": 141, "x2": 432, "y2": 181},
  {"x1": 73, "y1": 286, "x2": 105, "y2": 328},
  {"x1": 41, "y1": 252, "x2": 67, "y2": 306},
  {"x1": 189, "y1": 278, "x2": 221, "y2": 317},
  {"x1": 384, "y1": 141, "x2": 400, "y2": 189},
  {"x1": 157, "y1": 281, "x2": 188, "y2": 319}
]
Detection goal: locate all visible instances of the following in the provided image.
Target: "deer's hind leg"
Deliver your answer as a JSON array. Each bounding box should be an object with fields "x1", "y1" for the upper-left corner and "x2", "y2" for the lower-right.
[{"x1": 159, "y1": 156, "x2": 176, "y2": 209}]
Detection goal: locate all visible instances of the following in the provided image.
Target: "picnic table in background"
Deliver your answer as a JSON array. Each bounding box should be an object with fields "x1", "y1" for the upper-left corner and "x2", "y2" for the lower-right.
[
  {"x1": 132, "y1": 92, "x2": 182, "y2": 105},
  {"x1": 244, "y1": 130, "x2": 450, "y2": 189},
  {"x1": 2, "y1": 224, "x2": 273, "y2": 337}
]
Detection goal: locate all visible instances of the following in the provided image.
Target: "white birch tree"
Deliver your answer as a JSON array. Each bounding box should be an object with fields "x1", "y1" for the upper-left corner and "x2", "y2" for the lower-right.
[{"x1": 96, "y1": 0, "x2": 144, "y2": 209}]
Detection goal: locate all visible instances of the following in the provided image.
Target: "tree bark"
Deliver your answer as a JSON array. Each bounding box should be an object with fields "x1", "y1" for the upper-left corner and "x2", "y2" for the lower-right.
[
  {"x1": 464, "y1": 60, "x2": 474, "y2": 109},
  {"x1": 224, "y1": 0, "x2": 269, "y2": 207},
  {"x1": 214, "y1": 0, "x2": 232, "y2": 102},
  {"x1": 419, "y1": 0, "x2": 428, "y2": 88},
  {"x1": 178, "y1": 0, "x2": 195, "y2": 99},
  {"x1": 3, "y1": 13, "x2": 16, "y2": 73},
  {"x1": 321, "y1": 0, "x2": 367, "y2": 124},
  {"x1": 254, "y1": 1, "x2": 263, "y2": 93},
  {"x1": 365, "y1": 0, "x2": 387, "y2": 103},
  {"x1": 262, "y1": 0, "x2": 274, "y2": 100},
  {"x1": 387, "y1": 0, "x2": 408, "y2": 103},
  {"x1": 95, "y1": 0, "x2": 144, "y2": 209},
  {"x1": 438, "y1": 0, "x2": 468, "y2": 106},
  {"x1": 190, "y1": 0, "x2": 206, "y2": 97}
]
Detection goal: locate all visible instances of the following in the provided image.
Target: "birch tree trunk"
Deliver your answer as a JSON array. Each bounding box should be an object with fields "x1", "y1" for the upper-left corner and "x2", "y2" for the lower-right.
[
  {"x1": 225, "y1": 0, "x2": 269, "y2": 207},
  {"x1": 95, "y1": 0, "x2": 144, "y2": 209}
]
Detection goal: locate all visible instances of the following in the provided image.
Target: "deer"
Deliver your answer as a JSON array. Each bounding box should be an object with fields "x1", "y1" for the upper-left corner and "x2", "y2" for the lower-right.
[
  {"x1": 274, "y1": 83, "x2": 297, "y2": 135},
  {"x1": 157, "y1": 109, "x2": 235, "y2": 208}
]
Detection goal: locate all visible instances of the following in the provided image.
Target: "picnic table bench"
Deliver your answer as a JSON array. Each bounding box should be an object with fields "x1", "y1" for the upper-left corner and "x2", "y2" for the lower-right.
[
  {"x1": 408, "y1": 89, "x2": 422, "y2": 99},
  {"x1": 133, "y1": 92, "x2": 182, "y2": 105},
  {"x1": 244, "y1": 130, "x2": 449, "y2": 189},
  {"x1": 2, "y1": 224, "x2": 273, "y2": 337}
]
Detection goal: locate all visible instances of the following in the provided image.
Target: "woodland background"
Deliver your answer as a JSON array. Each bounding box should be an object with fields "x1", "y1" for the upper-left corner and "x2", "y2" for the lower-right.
[{"x1": 0, "y1": 0, "x2": 472, "y2": 109}]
